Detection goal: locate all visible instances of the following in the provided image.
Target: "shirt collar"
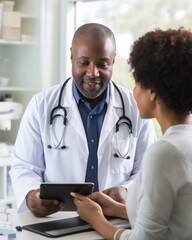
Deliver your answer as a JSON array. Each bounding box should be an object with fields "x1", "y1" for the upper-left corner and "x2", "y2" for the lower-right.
[{"x1": 72, "y1": 81, "x2": 110, "y2": 106}]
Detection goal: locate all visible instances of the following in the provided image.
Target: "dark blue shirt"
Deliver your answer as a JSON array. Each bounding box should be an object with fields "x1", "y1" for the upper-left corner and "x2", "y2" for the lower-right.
[{"x1": 72, "y1": 82, "x2": 110, "y2": 191}]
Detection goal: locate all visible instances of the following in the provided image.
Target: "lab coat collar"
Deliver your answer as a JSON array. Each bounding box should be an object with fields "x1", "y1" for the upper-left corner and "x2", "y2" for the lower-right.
[
  {"x1": 72, "y1": 80, "x2": 110, "y2": 107},
  {"x1": 60, "y1": 78, "x2": 121, "y2": 109}
]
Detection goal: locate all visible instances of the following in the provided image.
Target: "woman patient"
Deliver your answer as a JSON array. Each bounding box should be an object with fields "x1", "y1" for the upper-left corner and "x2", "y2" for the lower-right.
[{"x1": 71, "y1": 27, "x2": 192, "y2": 240}]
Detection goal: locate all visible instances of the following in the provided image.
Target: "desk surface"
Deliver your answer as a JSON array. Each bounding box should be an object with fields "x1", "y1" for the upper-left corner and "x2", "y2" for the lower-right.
[{"x1": 9, "y1": 211, "x2": 104, "y2": 240}]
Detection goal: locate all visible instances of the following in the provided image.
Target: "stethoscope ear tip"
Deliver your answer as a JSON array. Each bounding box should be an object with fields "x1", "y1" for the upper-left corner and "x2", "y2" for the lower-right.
[
  {"x1": 113, "y1": 153, "x2": 119, "y2": 158},
  {"x1": 114, "y1": 153, "x2": 130, "y2": 160},
  {"x1": 61, "y1": 145, "x2": 66, "y2": 149},
  {"x1": 47, "y1": 144, "x2": 67, "y2": 149}
]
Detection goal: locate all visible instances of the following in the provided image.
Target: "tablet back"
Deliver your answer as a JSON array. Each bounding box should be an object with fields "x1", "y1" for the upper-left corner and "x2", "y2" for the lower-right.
[{"x1": 40, "y1": 183, "x2": 94, "y2": 211}]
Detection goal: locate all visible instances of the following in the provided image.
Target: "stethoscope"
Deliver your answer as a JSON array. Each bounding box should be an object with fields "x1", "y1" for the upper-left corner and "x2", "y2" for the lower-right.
[{"x1": 47, "y1": 78, "x2": 133, "y2": 159}]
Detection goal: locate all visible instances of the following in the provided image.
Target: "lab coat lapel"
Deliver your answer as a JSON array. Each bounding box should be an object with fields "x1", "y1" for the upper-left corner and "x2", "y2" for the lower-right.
[
  {"x1": 61, "y1": 78, "x2": 87, "y2": 145},
  {"x1": 67, "y1": 100, "x2": 87, "y2": 143},
  {"x1": 98, "y1": 82, "x2": 121, "y2": 152}
]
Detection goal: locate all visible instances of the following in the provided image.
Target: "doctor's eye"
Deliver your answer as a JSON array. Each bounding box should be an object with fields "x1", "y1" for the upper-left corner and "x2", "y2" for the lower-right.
[
  {"x1": 97, "y1": 61, "x2": 109, "y2": 69},
  {"x1": 77, "y1": 59, "x2": 90, "y2": 67}
]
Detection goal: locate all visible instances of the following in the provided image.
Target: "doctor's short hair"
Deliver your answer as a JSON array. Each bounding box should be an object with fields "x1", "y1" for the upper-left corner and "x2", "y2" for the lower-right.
[
  {"x1": 128, "y1": 27, "x2": 192, "y2": 113},
  {"x1": 71, "y1": 23, "x2": 116, "y2": 50}
]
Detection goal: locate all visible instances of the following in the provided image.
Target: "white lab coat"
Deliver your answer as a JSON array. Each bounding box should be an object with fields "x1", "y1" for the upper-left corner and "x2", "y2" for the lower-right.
[{"x1": 10, "y1": 79, "x2": 156, "y2": 212}]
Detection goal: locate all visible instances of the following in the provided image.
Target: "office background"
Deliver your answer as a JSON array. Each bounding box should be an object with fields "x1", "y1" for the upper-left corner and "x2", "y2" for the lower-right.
[{"x1": 0, "y1": 0, "x2": 191, "y2": 209}]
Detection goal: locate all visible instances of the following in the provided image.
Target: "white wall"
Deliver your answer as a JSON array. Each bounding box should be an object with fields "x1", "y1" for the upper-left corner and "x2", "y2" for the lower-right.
[{"x1": 40, "y1": 0, "x2": 60, "y2": 89}]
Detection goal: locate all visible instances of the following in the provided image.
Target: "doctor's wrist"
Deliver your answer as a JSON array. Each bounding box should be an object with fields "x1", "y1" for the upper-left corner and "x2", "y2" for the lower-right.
[{"x1": 26, "y1": 189, "x2": 40, "y2": 211}]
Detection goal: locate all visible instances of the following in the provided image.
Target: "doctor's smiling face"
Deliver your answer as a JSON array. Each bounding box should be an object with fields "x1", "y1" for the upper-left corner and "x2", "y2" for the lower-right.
[{"x1": 70, "y1": 23, "x2": 116, "y2": 106}]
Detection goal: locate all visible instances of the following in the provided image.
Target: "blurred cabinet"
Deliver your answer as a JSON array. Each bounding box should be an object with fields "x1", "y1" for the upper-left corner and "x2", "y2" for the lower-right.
[
  {"x1": 0, "y1": 157, "x2": 13, "y2": 207},
  {"x1": 0, "y1": 0, "x2": 41, "y2": 207},
  {"x1": 0, "y1": 0, "x2": 41, "y2": 142},
  {"x1": 0, "y1": 0, "x2": 61, "y2": 208}
]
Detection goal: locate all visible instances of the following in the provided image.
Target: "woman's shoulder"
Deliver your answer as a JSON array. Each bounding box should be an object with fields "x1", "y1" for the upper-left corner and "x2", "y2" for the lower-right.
[{"x1": 142, "y1": 139, "x2": 189, "y2": 182}]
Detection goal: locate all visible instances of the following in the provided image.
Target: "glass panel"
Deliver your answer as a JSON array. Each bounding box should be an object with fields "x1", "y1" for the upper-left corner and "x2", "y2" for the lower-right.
[
  {"x1": 76, "y1": 0, "x2": 192, "y2": 90},
  {"x1": 75, "y1": 0, "x2": 192, "y2": 137}
]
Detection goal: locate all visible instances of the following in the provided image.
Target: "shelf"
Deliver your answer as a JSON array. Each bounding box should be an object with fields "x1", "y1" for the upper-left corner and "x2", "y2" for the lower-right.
[
  {"x1": 0, "y1": 0, "x2": 41, "y2": 208},
  {"x1": 0, "y1": 86, "x2": 40, "y2": 92},
  {"x1": 0, "y1": 39, "x2": 36, "y2": 46},
  {"x1": 0, "y1": 157, "x2": 11, "y2": 167},
  {"x1": 21, "y1": 13, "x2": 38, "y2": 19},
  {"x1": 0, "y1": 197, "x2": 15, "y2": 204}
]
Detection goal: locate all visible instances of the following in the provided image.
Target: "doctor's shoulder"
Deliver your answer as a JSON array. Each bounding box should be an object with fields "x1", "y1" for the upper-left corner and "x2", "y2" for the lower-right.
[
  {"x1": 24, "y1": 83, "x2": 64, "y2": 118},
  {"x1": 33, "y1": 83, "x2": 64, "y2": 106}
]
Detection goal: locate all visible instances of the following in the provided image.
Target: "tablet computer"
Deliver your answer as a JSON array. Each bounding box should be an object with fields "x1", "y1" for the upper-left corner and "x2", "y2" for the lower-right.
[{"x1": 40, "y1": 182, "x2": 94, "y2": 211}]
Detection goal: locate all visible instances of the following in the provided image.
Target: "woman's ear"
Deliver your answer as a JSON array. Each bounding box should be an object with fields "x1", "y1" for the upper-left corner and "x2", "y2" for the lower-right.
[{"x1": 150, "y1": 90, "x2": 156, "y2": 102}]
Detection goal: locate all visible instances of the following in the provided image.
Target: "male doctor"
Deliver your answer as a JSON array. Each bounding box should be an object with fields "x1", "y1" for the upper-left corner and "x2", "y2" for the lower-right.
[{"x1": 10, "y1": 23, "x2": 156, "y2": 217}]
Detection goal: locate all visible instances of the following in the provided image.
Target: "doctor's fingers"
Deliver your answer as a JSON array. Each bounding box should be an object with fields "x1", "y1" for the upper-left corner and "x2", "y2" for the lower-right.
[
  {"x1": 40, "y1": 198, "x2": 64, "y2": 208},
  {"x1": 32, "y1": 204, "x2": 62, "y2": 217},
  {"x1": 31, "y1": 199, "x2": 64, "y2": 217}
]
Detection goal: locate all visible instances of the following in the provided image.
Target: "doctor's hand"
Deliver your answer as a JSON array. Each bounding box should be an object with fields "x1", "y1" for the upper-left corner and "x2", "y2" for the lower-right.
[
  {"x1": 26, "y1": 189, "x2": 64, "y2": 217},
  {"x1": 102, "y1": 186, "x2": 127, "y2": 204}
]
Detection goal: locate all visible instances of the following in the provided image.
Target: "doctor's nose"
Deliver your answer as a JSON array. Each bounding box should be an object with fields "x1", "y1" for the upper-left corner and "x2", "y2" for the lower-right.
[{"x1": 86, "y1": 64, "x2": 99, "y2": 78}]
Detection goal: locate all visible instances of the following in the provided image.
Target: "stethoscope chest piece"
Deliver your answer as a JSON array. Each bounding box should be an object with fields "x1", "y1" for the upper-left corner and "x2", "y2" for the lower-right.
[
  {"x1": 112, "y1": 82, "x2": 133, "y2": 160},
  {"x1": 47, "y1": 116, "x2": 67, "y2": 150},
  {"x1": 112, "y1": 117, "x2": 133, "y2": 160},
  {"x1": 47, "y1": 78, "x2": 70, "y2": 149}
]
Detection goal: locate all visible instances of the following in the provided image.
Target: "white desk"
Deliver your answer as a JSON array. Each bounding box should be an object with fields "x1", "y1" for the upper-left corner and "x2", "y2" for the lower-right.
[{"x1": 8, "y1": 211, "x2": 104, "y2": 240}]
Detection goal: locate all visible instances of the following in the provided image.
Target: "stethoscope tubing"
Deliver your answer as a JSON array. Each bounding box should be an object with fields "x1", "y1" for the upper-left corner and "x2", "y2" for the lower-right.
[{"x1": 48, "y1": 78, "x2": 133, "y2": 159}]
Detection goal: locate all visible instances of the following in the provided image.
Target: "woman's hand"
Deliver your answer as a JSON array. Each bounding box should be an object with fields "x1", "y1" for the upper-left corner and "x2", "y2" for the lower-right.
[
  {"x1": 71, "y1": 192, "x2": 126, "y2": 239},
  {"x1": 71, "y1": 192, "x2": 104, "y2": 225},
  {"x1": 71, "y1": 191, "x2": 127, "y2": 221},
  {"x1": 88, "y1": 191, "x2": 122, "y2": 217}
]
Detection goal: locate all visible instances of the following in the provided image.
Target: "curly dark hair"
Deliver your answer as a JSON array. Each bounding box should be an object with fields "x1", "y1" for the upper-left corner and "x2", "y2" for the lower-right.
[{"x1": 128, "y1": 27, "x2": 192, "y2": 113}]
